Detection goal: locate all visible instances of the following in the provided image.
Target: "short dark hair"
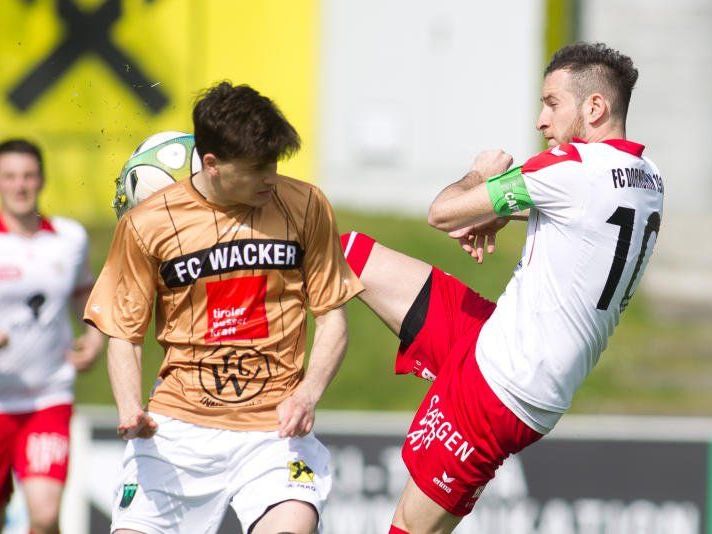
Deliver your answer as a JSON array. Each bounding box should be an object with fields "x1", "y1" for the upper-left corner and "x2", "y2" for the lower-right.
[
  {"x1": 193, "y1": 82, "x2": 301, "y2": 164},
  {"x1": 0, "y1": 139, "x2": 44, "y2": 176},
  {"x1": 545, "y1": 42, "x2": 639, "y2": 120}
]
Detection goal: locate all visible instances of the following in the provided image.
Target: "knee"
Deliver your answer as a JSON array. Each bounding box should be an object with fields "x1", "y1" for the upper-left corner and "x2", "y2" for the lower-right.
[
  {"x1": 29, "y1": 511, "x2": 60, "y2": 534},
  {"x1": 29, "y1": 503, "x2": 61, "y2": 534}
]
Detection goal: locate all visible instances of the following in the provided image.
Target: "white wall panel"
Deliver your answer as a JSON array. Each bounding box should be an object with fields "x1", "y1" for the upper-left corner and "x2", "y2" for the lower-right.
[{"x1": 320, "y1": 0, "x2": 544, "y2": 214}]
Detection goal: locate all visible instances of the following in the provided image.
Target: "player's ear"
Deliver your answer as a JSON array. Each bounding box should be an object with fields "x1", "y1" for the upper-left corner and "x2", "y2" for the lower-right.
[
  {"x1": 586, "y1": 93, "x2": 608, "y2": 125},
  {"x1": 202, "y1": 153, "x2": 219, "y2": 177}
]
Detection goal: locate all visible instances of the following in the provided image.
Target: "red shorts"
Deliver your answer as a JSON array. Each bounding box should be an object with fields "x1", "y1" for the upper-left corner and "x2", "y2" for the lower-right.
[
  {"x1": 0, "y1": 404, "x2": 72, "y2": 505},
  {"x1": 396, "y1": 269, "x2": 542, "y2": 516}
]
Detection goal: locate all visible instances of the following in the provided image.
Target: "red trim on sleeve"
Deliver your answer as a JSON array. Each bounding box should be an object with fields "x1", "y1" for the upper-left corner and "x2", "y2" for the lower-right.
[
  {"x1": 522, "y1": 143, "x2": 582, "y2": 173},
  {"x1": 0, "y1": 215, "x2": 7, "y2": 233},
  {"x1": 571, "y1": 137, "x2": 645, "y2": 157}
]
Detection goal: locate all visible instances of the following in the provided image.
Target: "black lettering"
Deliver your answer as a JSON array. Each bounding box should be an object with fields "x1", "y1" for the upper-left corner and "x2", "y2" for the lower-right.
[
  {"x1": 199, "y1": 348, "x2": 272, "y2": 404},
  {"x1": 618, "y1": 168, "x2": 664, "y2": 193},
  {"x1": 160, "y1": 239, "x2": 304, "y2": 287},
  {"x1": 613, "y1": 168, "x2": 625, "y2": 188},
  {"x1": 212, "y1": 354, "x2": 259, "y2": 397}
]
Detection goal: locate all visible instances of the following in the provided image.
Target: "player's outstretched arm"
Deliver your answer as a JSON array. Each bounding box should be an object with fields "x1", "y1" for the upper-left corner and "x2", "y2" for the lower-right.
[
  {"x1": 277, "y1": 305, "x2": 348, "y2": 438},
  {"x1": 428, "y1": 149, "x2": 513, "y2": 232},
  {"x1": 107, "y1": 337, "x2": 157, "y2": 440}
]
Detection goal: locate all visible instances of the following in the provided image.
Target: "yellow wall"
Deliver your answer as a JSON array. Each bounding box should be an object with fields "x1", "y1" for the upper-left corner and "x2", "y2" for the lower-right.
[{"x1": 0, "y1": 0, "x2": 317, "y2": 222}]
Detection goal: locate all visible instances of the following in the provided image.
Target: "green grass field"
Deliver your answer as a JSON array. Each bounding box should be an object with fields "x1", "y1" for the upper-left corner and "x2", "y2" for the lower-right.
[{"x1": 75, "y1": 208, "x2": 712, "y2": 416}]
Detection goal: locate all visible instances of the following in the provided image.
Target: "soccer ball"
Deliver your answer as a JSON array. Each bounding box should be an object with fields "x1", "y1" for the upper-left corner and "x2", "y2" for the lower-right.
[{"x1": 113, "y1": 131, "x2": 202, "y2": 218}]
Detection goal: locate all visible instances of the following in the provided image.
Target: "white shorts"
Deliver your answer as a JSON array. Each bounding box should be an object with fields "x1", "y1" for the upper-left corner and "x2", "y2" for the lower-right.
[{"x1": 110, "y1": 413, "x2": 331, "y2": 534}]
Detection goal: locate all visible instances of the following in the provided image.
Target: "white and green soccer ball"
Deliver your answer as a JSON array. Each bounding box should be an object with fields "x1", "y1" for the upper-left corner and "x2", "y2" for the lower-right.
[{"x1": 113, "y1": 131, "x2": 202, "y2": 218}]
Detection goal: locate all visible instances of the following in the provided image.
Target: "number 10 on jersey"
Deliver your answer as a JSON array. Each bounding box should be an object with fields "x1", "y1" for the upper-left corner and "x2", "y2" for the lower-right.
[{"x1": 596, "y1": 207, "x2": 661, "y2": 312}]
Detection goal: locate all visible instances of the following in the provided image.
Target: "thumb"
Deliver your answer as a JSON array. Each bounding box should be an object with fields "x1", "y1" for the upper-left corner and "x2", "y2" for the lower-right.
[{"x1": 448, "y1": 227, "x2": 470, "y2": 239}]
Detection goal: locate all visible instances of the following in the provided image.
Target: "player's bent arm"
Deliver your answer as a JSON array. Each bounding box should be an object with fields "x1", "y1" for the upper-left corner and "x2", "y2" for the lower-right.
[
  {"x1": 107, "y1": 337, "x2": 157, "y2": 439},
  {"x1": 429, "y1": 149, "x2": 516, "y2": 231},
  {"x1": 428, "y1": 177, "x2": 496, "y2": 232},
  {"x1": 431, "y1": 165, "x2": 535, "y2": 232},
  {"x1": 277, "y1": 305, "x2": 348, "y2": 438}
]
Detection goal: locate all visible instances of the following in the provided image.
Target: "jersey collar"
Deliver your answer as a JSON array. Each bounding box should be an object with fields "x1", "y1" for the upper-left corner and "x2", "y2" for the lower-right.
[
  {"x1": 571, "y1": 137, "x2": 645, "y2": 157},
  {"x1": 0, "y1": 214, "x2": 56, "y2": 234}
]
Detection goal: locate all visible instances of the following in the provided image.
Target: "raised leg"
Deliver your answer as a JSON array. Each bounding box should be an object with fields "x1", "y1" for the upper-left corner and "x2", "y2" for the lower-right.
[{"x1": 341, "y1": 232, "x2": 432, "y2": 336}]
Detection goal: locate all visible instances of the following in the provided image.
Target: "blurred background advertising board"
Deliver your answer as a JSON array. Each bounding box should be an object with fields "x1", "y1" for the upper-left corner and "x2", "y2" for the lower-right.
[{"x1": 4, "y1": 409, "x2": 712, "y2": 534}]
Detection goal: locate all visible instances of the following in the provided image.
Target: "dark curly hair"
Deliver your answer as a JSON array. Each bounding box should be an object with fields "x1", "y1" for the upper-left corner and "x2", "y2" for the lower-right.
[
  {"x1": 0, "y1": 139, "x2": 44, "y2": 176},
  {"x1": 193, "y1": 82, "x2": 301, "y2": 164},
  {"x1": 545, "y1": 42, "x2": 639, "y2": 120}
]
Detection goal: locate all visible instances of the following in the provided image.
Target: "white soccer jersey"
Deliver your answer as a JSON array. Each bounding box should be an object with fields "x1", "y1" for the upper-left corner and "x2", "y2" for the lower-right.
[
  {"x1": 0, "y1": 215, "x2": 92, "y2": 413},
  {"x1": 477, "y1": 139, "x2": 664, "y2": 433}
]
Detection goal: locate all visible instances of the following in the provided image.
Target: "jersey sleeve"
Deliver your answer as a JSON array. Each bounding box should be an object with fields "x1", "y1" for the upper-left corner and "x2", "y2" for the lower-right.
[
  {"x1": 520, "y1": 143, "x2": 586, "y2": 223},
  {"x1": 83, "y1": 215, "x2": 158, "y2": 343},
  {"x1": 302, "y1": 187, "x2": 364, "y2": 316}
]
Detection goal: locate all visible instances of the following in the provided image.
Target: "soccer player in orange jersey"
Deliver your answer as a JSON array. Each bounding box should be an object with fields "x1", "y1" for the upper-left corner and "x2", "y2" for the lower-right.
[{"x1": 85, "y1": 83, "x2": 362, "y2": 534}]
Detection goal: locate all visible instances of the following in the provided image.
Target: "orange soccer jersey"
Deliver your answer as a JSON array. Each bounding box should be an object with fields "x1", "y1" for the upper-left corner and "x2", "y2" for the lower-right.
[{"x1": 85, "y1": 176, "x2": 363, "y2": 430}]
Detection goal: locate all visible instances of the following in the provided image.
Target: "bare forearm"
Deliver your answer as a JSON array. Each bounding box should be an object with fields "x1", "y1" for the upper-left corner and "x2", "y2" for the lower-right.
[
  {"x1": 107, "y1": 337, "x2": 144, "y2": 417},
  {"x1": 301, "y1": 306, "x2": 348, "y2": 404},
  {"x1": 429, "y1": 150, "x2": 514, "y2": 232},
  {"x1": 428, "y1": 180, "x2": 494, "y2": 231},
  {"x1": 432, "y1": 170, "x2": 483, "y2": 205}
]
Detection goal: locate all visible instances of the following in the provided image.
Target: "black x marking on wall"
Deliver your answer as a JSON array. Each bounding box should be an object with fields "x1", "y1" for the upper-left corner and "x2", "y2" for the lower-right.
[{"x1": 8, "y1": 0, "x2": 168, "y2": 114}]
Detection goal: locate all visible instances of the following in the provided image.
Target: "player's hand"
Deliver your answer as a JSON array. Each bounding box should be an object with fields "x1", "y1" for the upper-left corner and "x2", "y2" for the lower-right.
[
  {"x1": 471, "y1": 149, "x2": 513, "y2": 178},
  {"x1": 0, "y1": 330, "x2": 9, "y2": 349},
  {"x1": 277, "y1": 388, "x2": 316, "y2": 438},
  {"x1": 66, "y1": 331, "x2": 104, "y2": 372},
  {"x1": 449, "y1": 217, "x2": 509, "y2": 264},
  {"x1": 117, "y1": 411, "x2": 158, "y2": 440}
]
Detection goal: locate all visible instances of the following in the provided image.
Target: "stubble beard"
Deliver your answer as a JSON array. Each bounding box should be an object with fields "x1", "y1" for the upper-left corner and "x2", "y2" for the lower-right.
[{"x1": 563, "y1": 112, "x2": 586, "y2": 144}]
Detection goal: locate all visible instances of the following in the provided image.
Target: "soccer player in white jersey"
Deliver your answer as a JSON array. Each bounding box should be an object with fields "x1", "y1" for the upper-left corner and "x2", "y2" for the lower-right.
[
  {"x1": 340, "y1": 42, "x2": 664, "y2": 533},
  {"x1": 0, "y1": 139, "x2": 104, "y2": 534}
]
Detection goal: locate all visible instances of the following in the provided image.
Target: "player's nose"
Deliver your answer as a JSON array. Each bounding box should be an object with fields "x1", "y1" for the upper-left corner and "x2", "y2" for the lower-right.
[{"x1": 536, "y1": 109, "x2": 549, "y2": 131}]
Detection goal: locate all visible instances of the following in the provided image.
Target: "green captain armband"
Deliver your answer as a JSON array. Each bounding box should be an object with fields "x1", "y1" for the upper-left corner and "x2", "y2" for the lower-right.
[{"x1": 485, "y1": 165, "x2": 534, "y2": 216}]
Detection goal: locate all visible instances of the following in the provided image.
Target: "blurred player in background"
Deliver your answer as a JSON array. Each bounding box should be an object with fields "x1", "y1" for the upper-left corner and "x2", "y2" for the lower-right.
[
  {"x1": 341, "y1": 42, "x2": 664, "y2": 533},
  {"x1": 0, "y1": 139, "x2": 104, "y2": 534},
  {"x1": 84, "y1": 83, "x2": 362, "y2": 533}
]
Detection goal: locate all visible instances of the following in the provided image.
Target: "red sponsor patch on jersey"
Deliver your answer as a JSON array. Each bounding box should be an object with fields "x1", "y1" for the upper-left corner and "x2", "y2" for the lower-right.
[
  {"x1": 205, "y1": 276, "x2": 268, "y2": 342},
  {"x1": 522, "y1": 143, "x2": 582, "y2": 173}
]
